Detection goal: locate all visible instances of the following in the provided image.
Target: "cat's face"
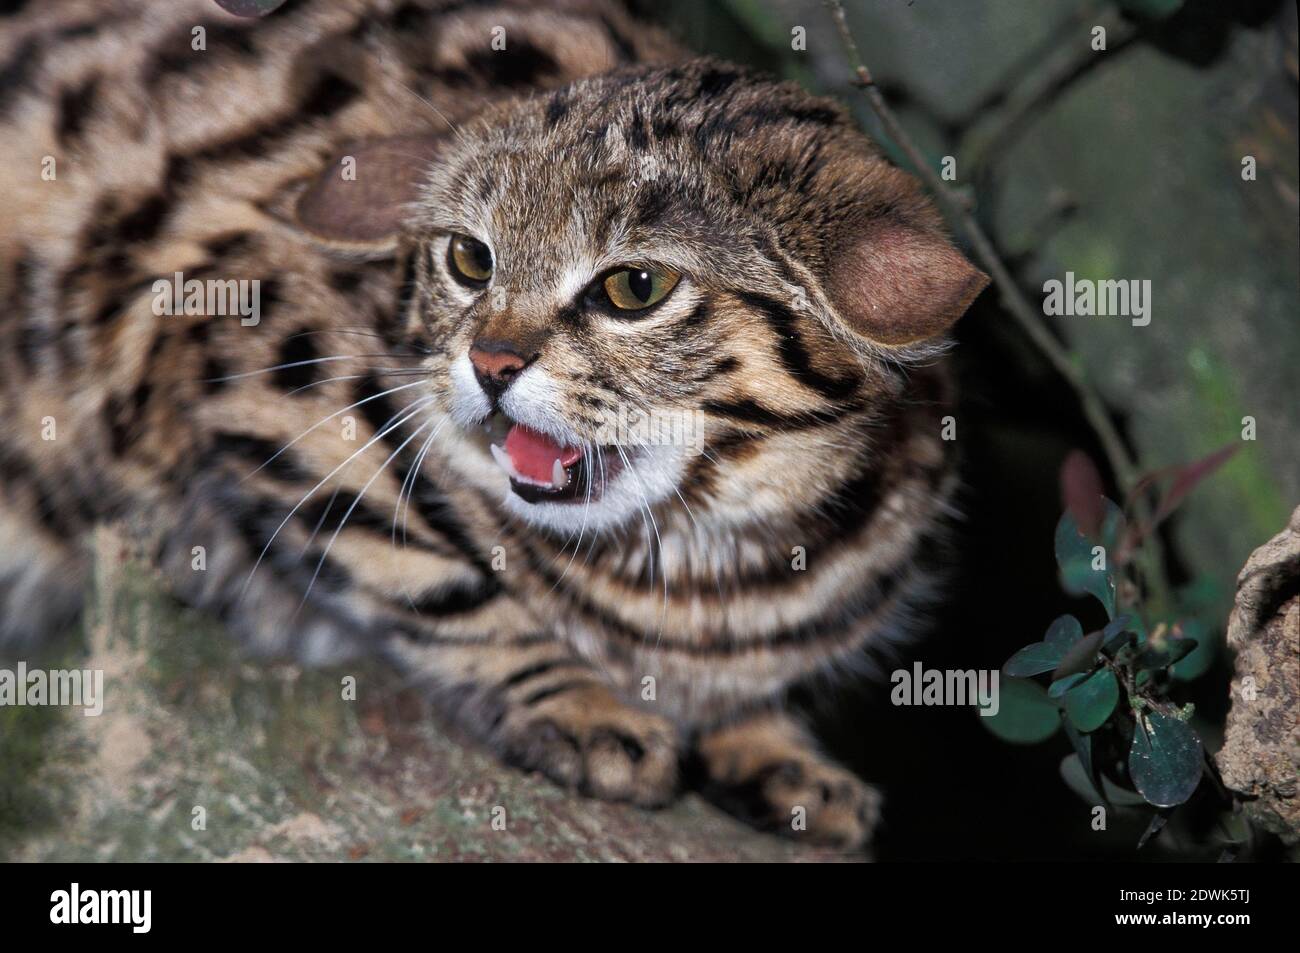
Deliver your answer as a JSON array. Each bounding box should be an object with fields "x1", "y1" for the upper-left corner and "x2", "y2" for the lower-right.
[{"x1": 331, "y1": 62, "x2": 988, "y2": 537}]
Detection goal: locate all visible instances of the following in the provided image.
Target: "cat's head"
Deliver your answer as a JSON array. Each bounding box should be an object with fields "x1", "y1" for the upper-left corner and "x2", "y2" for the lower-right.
[{"x1": 295, "y1": 60, "x2": 987, "y2": 537}]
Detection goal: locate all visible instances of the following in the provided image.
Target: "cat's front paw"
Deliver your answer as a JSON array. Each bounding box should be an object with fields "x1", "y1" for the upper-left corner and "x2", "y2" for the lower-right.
[
  {"x1": 696, "y1": 713, "x2": 881, "y2": 850},
  {"x1": 746, "y1": 755, "x2": 881, "y2": 849},
  {"x1": 495, "y1": 682, "x2": 680, "y2": 807}
]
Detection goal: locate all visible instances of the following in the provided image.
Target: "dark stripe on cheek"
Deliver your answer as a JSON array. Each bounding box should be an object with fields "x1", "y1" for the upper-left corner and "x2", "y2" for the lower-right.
[
  {"x1": 735, "y1": 290, "x2": 861, "y2": 401},
  {"x1": 702, "y1": 398, "x2": 844, "y2": 429}
]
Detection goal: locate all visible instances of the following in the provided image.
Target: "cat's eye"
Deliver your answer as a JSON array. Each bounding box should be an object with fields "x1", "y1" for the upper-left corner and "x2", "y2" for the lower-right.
[
  {"x1": 447, "y1": 234, "x2": 493, "y2": 285},
  {"x1": 601, "y1": 267, "x2": 680, "y2": 312}
]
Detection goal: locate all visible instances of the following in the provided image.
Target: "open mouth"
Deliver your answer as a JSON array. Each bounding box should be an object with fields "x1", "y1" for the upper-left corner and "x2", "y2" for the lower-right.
[{"x1": 477, "y1": 412, "x2": 624, "y2": 504}]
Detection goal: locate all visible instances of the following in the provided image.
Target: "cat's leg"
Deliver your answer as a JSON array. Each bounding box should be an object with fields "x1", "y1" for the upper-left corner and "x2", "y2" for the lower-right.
[
  {"x1": 161, "y1": 475, "x2": 682, "y2": 807},
  {"x1": 385, "y1": 626, "x2": 681, "y2": 807},
  {"x1": 693, "y1": 710, "x2": 881, "y2": 849}
]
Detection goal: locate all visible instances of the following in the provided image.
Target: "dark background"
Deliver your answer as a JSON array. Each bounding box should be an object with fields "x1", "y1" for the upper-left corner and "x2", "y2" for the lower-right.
[{"x1": 637, "y1": 0, "x2": 1298, "y2": 860}]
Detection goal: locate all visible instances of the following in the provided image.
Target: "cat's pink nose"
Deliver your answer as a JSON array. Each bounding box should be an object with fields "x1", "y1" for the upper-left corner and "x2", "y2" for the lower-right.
[{"x1": 469, "y1": 341, "x2": 533, "y2": 400}]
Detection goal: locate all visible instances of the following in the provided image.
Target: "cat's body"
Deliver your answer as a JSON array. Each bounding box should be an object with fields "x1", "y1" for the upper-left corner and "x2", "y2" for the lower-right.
[{"x1": 0, "y1": 0, "x2": 986, "y2": 847}]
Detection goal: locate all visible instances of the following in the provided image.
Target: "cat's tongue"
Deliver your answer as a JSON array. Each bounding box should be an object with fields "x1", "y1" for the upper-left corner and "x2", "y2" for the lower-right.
[{"x1": 504, "y1": 424, "x2": 582, "y2": 483}]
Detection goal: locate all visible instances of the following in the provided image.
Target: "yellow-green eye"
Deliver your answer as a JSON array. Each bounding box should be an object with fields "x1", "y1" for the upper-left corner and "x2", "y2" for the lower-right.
[
  {"x1": 602, "y1": 267, "x2": 680, "y2": 311},
  {"x1": 448, "y1": 235, "x2": 493, "y2": 285}
]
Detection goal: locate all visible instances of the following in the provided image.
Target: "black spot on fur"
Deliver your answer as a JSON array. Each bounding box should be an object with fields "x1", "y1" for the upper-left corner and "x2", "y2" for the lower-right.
[
  {"x1": 56, "y1": 75, "x2": 100, "y2": 147},
  {"x1": 144, "y1": 21, "x2": 257, "y2": 85},
  {"x1": 697, "y1": 67, "x2": 741, "y2": 98},
  {"x1": 394, "y1": 249, "x2": 418, "y2": 325},
  {"x1": 0, "y1": 36, "x2": 41, "y2": 116},
  {"x1": 545, "y1": 90, "x2": 570, "y2": 126},
  {"x1": 626, "y1": 106, "x2": 651, "y2": 151},
  {"x1": 328, "y1": 270, "x2": 364, "y2": 294},
  {"x1": 104, "y1": 381, "x2": 152, "y2": 457},
  {"x1": 297, "y1": 71, "x2": 361, "y2": 118},
  {"x1": 461, "y1": 41, "x2": 556, "y2": 88},
  {"x1": 114, "y1": 193, "x2": 171, "y2": 245},
  {"x1": 409, "y1": 578, "x2": 499, "y2": 617},
  {"x1": 202, "y1": 355, "x2": 229, "y2": 395},
  {"x1": 204, "y1": 232, "x2": 254, "y2": 259},
  {"x1": 633, "y1": 182, "x2": 674, "y2": 228},
  {"x1": 210, "y1": 433, "x2": 309, "y2": 483},
  {"x1": 273, "y1": 332, "x2": 320, "y2": 393},
  {"x1": 522, "y1": 680, "x2": 591, "y2": 708}
]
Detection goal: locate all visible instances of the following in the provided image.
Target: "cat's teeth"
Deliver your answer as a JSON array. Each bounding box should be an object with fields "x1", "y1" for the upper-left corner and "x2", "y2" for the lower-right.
[
  {"x1": 489, "y1": 443, "x2": 521, "y2": 481},
  {"x1": 489, "y1": 443, "x2": 570, "y2": 491}
]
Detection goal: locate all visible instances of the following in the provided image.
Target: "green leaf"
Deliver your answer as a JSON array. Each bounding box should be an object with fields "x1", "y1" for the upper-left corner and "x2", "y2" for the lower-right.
[
  {"x1": 1004, "y1": 643, "x2": 1064, "y2": 677},
  {"x1": 1102, "y1": 614, "x2": 1137, "y2": 654},
  {"x1": 1055, "y1": 501, "x2": 1124, "y2": 618},
  {"x1": 1051, "y1": 630, "x2": 1104, "y2": 681},
  {"x1": 1064, "y1": 669, "x2": 1119, "y2": 732},
  {"x1": 1004, "y1": 615, "x2": 1083, "y2": 677},
  {"x1": 1129, "y1": 711, "x2": 1204, "y2": 807},
  {"x1": 982, "y1": 678, "x2": 1060, "y2": 744},
  {"x1": 1048, "y1": 673, "x2": 1087, "y2": 698},
  {"x1": 1045, "y1": 614, "x2": 1084, "y2": 651}
]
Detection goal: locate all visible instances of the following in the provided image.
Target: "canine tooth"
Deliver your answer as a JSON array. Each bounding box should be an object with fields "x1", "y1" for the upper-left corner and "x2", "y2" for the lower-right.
[
  {"x1": 489, "y1": 443, "x2": 518, "y2": 480},
  {"x1": 551, "y1": 458, "x2": 566, "y2": 488}
]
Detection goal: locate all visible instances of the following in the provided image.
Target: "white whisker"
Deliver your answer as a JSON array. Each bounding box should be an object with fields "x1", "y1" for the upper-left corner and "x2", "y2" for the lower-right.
[
  {"x1": 299, "y1": 411, "x2": 438, "y2": 609},
  {"x1": 239, "y1": 395, "x2": 434, "y2": 599}
]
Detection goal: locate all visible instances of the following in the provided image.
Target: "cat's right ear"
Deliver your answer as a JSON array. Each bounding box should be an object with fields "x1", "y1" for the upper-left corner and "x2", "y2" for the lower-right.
[
  {"x1": 825, "y1": 213, "x2": 989, "y2": 349},
  {"x1": 286, "y1": 136, "x2": 443, "y2": 258}
]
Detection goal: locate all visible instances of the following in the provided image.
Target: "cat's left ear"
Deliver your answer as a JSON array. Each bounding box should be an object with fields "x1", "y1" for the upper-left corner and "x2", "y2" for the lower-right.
[
  {"x1": 825, "y1": 213, "x2": 989, "y2": 348},
  {"x1": 288, "y1": 135, "x2": 443, "y2": 257}
]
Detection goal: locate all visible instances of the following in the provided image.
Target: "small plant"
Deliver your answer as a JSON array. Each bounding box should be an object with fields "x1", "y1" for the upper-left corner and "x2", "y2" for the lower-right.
[{"x1": 984, "y1": 445, "x2": 1239, "y2": 847}]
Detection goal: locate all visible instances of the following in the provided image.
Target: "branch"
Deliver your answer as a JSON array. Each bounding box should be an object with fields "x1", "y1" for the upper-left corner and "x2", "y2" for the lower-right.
[
  {"x1": 824, "y1": 0, "x2": 1139, "y2": 493},
  {"x1": 961, "y1": 3, "x2": 1139, "y2": 179}
]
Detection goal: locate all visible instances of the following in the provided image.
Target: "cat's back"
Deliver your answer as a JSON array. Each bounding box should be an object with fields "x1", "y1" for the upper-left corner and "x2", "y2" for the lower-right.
[{"x1": 0, "y1": 0, "x2": 679, "y2": 360}]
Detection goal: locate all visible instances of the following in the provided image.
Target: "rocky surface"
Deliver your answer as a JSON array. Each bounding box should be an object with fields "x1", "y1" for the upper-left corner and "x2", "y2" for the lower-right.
[
  {"x1": 0, "y1": 530, "x2": 850, "y2": 863},
  {"x1": 1217, "y1": 506, "x2": 1300, "y2": 844}
]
